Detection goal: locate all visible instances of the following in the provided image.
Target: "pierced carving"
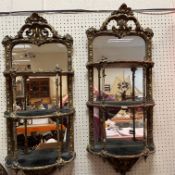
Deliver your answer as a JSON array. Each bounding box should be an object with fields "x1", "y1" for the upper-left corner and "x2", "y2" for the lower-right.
[
  {"x1": 17, "y1": 13, "x2": 58, "y2": 42},
  {"x1": 87, "y1": 3, "x2": 153, "y2": 41},
  {"x1": 2, "y1": 13, "x2": 73, "y2": 72},
  {"x1": 111, "y1": 4, "x2": 133, "y2": 16}
]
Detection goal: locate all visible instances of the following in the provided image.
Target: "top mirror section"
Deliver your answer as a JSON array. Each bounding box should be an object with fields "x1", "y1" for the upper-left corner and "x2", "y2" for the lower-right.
[
  {"x1": 12, "y1": 43, "x2": 67, "y2": 72},
  {"x1": 93, "y1": 36, "x2": 145, "y2": 62}
]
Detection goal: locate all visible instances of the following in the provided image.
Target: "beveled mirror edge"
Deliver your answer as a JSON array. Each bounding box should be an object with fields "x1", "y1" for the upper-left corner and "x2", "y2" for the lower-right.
[
  {"x1": 2, "y1": 13, "x2": 75, "y2": 175},
  {"x1": 86, "y1": 3, "x2": 154, "y2": 175}
]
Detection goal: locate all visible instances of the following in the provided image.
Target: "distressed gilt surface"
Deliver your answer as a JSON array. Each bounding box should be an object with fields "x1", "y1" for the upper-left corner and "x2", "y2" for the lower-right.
[
  {"x1": 86, "y1": 3, "x2": 154, "y2": 175},
  {"x1": 2, "y1": 13, "x2": 75, "y2": 175}
]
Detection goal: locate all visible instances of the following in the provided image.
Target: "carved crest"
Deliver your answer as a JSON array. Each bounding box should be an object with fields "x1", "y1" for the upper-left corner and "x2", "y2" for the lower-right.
[
  {"x1": 17, "y1": 13, "x2": 58, "y2": 43},
  {"x1": 2, "y1": 13, "x2": 73, "y2": 71},
  {"x1": 2, "y1": 13, "x2": 73, "y2": 46},
  {"x1": 86, "y1": 3, "x2": 153, "y2": 39}
]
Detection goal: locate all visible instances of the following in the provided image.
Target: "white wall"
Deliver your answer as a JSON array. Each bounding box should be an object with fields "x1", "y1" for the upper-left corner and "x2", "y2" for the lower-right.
[
  {"x1": 0, "y1": 0, "x2": 174, "y2": 11},
  {"x1": 0, "y1": 1, "x2": 175, "y2": 175}
]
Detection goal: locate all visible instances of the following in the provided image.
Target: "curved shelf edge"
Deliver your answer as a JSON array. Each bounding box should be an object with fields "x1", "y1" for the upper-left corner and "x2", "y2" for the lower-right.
[
  {"x1": 87, "y1": 144, "x2": 153, "y2": 175},
  {"x1": 6, "y1": 152, "x2": 76, "y2": 175},
  {"x1": 87, "y1": 101, "x2": 155, "y2": 108},
  {"x1": 86, "y1": 60, "x2": 154, "y2": 68},
  {"x1": 4, "y1": 108, "x2": 75, "y2": 120},
  {"x1": 4, "y1": 70, "x2": 74, "y2": 77}
]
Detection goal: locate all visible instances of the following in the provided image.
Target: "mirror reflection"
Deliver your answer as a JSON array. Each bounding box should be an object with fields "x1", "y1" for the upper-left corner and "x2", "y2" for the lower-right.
[
  {"x1": 93, "y1": 67, "x2": 143, "y2": 102},
  {"x1": 105, "y1": 107, "x2": 144, "y2": 140},
  {"x1": 12, "y1": 43, "x2": 68, "y2": 72},
  {"x1": 12, "y1": 42, "x2": 72, "y2": 167},
  {"x1": 93, "y1": 107, "x2": 144, "y2": 141},
  {"x1": 15, "y1": 75, "x2": 68, "y2": 111},
  {"x1": 93, "y1": 36, "x2": 145, "y2": 62},
  {"x1": 90, "y1": 36, "x2": 146, "y2": 156},
  {"x1": 16, "y1": 116, "x2": 70, "y2": 154},
  {"x1": 16, "y1": 114, "x2": 71, "y2": 167}
]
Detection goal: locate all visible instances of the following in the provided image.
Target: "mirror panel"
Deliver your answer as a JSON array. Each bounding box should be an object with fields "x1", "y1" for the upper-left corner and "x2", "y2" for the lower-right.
[
  {"x1": 16, "y1": 116, "x2": 70, "y2": 153},
  {"x1": 15, "y1": 75, "x2": 68, "y2": 111},
  {"x1": 12, "y1": 43, "x2": 68, "y2": 72},
  {"x1": 16, "y1": 76, "x2": 24, "y2": 98},
  {"x1": 93, "y1": 106, "x2": 145, "y2": 142},
  {"x1": 93, "y1": 36, "x2": 145, "y2": 62},
  {"x1": 105, "y1": 107, "x2": 144, "y2": 140},
  {"x1": 93, "y1": 67, "x2": 143, "y2": 102}
]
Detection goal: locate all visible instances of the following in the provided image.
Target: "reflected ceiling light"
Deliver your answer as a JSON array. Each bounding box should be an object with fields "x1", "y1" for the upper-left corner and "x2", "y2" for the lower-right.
[
  {"x1": 13, "y1": 59, "x2": 30, "y2": 62},
  {"x1": 107, "y1": 38, "x2": 133, "y2": 43},
  {"x1": 14, "y1": 44, "x2": 31, "y2": 49}
]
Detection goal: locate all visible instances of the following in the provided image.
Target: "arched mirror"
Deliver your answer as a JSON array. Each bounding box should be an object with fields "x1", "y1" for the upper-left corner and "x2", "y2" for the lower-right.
[
  {"x1": 86, "y1": 4, "x2": 154, "y2": 175},
  {"x1": 3, "y1": 13, "x2": 75, "y2": 175}
]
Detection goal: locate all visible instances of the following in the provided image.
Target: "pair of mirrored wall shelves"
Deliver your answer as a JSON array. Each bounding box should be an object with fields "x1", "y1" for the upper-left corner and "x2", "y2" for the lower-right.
[{"x1": 0, "y1": 3, "x2": 154, "y2": 175}]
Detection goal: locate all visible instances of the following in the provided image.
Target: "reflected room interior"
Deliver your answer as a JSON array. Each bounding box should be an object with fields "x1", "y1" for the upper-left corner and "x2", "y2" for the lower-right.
[
  {"x1": 11, "y1": 44, "x2": 73, "y2": 167},
  {"x1": 91, "y1": 36, "x2": 145, "y2": 155}
]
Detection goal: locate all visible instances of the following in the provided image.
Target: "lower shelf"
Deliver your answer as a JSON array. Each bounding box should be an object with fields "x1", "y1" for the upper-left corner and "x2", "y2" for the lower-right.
[
  {"x1": 87, "y1": 140, "x2": 153, "y2": 175},
  {"x1": 6, "y1": 149, "x2": 75, "y2": 175},
  {"x1": 89, "y1": 139, "x2": 145, "y2": 156}
]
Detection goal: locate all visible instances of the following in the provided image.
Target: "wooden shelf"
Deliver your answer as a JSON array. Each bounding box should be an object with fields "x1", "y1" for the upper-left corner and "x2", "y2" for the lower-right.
[
  {"x1": 4, "y1": 108, "x2": 75, "y2": 120},
  {"x1": 4, "y1": 70, "x2": 74, "y2": 77},
  {"x1": 86, "y1": 60, "x2": 154, "y2": 68},
  {"x1": 87, "y1": 100, "x2": 154, "y2": 108}
]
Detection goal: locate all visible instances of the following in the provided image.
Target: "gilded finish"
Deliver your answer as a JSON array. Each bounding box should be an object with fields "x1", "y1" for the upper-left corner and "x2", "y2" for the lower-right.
[
  {"x1": 86, "y1": 3, "x2": 154, "y2": 174},
  {"x1": 2, "y1": 13, "x2": 75, "y2": 175},
  {"x1": 2, "y1": 13, "x2": 73, "y2": 71}
]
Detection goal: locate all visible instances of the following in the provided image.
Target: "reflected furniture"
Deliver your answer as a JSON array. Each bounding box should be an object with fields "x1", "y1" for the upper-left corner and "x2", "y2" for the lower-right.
[
  {"x1": 16, "y1": 123, "x2": 65, "y2": 135},
  {"x1": 86, "y1": 4, "x2": 154, "y2": 175},
  {"x1": 2, "y1": 13, "x2": 75, "y2": 175}
]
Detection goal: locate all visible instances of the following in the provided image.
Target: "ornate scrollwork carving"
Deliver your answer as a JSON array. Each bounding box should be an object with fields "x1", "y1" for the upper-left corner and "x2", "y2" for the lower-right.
[
  {"x1": 2, "y1": 13, "x2": 73, "y2": 47},
  {"x1": 86, "y1": 3, "x2": 153, "y2": 40},
  {"x1": 17, "y1": 13, "x2": 58, "y2": 43},
  {"x1": 86, "y1": 3, "x2": 154, "y2": 175},
  {"x1": 2, "y1": 13, "x2": 73, "y2": 71}
]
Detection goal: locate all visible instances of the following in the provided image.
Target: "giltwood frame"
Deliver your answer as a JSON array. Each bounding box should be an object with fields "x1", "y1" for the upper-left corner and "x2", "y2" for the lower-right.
[
  {"x1": 86, "y1": 4, "x2": 154, "y2": 175},
  {"x1": 2, "y1": 13, "x2": 75, "y2": 175}
]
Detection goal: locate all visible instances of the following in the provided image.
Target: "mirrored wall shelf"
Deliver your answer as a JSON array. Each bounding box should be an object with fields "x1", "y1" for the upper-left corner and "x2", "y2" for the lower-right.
[
  {"x1": 2, "y1": 13, "x2": 75, "y2": 175},
  {"x1": 86, "y1": 4, "x2": 154, "y2": 175}
]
